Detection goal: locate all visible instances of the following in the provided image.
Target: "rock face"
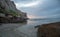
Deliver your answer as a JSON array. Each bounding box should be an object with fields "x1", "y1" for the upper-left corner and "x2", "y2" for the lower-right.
[
  {"x1": 0, "y1": 0, "x2": 16, "y2": 11},
  {"x1": 37, "y1": 22, "x2": 60, "y2": 37},
  {"x1": 0, "y1": 0, "x2": 27, "y2": 23}
]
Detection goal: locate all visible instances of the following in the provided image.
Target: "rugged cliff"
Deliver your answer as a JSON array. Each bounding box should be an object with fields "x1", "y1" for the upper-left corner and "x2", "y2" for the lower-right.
[{"x1": 0, "y1": 0, "x2": 27, "y2": 23}]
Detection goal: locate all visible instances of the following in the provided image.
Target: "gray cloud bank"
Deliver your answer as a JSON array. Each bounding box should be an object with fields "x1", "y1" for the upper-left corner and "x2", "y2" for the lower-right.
[{"x1": 12, "y1": 0, "x2": 60, "y2": 18}]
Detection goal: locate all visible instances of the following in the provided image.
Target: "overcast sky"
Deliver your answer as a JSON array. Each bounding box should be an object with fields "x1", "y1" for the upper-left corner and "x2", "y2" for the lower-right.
[{"x1": 12, "y1": 0, "x2": 60, "y2": 18}]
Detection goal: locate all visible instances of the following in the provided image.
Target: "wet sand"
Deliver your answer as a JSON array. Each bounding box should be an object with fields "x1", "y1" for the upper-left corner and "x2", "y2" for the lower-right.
[
  {"x1": 0, "y1": 23, "x2": 23, "y2": 37},
  {"x1": 0, "y1": 23, "x2": 37, "y2": 37}
]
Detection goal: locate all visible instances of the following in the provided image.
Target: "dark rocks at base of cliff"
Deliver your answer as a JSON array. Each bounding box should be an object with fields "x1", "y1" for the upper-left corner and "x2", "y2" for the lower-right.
[
  {"x1": 0, "y1": 16, "x2": 27, "y2": 23},
  {"x1": 0, "y1": 12, "x2": 28, "y2": 23},
  {"x1": 37, "y1": 22, "x2": 60, "y2": 37}
]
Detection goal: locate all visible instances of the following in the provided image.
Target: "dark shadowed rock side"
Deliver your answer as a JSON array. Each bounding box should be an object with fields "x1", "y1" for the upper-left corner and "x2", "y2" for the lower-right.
[
  {"x1": 0, "y1": 0, "x2": 28, "y2": 23},
  {"x1": 37, "y1": 22, "x2": 60, "y2": 37}
]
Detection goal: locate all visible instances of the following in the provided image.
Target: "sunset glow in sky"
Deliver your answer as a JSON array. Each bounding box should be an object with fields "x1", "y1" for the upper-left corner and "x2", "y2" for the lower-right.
[{"x1": 27, "y1": 14, "x2": 47, "y2": 19}]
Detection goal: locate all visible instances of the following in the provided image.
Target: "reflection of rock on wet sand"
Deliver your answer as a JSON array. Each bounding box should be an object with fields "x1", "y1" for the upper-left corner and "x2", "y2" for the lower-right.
[
  {"x1": 37, "y1": 22, "x2": 60, "y2": 37},
  {"x1": 0, "y1": 23, "x2": 27, "y2": 37},
  {"x1": 0, "y1": 23, "x2": 2, "y2": 25}
]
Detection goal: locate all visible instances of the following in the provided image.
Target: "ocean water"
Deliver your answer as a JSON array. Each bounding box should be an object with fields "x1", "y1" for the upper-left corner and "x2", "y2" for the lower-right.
[
  {"x1": 0, "y1": 18, "x2": 60, "y2": 37},
  {"x1": 27, "y1": 18, "x2": 60, "y2": 25}
]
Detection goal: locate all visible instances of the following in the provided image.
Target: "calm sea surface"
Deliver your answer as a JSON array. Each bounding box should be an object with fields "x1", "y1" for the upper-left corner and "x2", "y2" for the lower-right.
[{"x1": 0, "y1": 18, "x2": 60, "y2": 37}]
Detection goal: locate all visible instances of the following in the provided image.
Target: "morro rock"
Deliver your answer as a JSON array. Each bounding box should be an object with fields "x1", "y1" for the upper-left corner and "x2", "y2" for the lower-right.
[{"x1": 0, "y1": 0, "x2": 27, "y2": 23}]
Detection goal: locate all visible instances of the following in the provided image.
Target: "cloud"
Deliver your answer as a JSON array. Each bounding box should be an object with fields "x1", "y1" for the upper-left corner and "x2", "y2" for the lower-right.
[
  {"x1": 12, "y1": 0, "x2": 60, "y2": 18},
  {"x1": 15, "y1": 1, "x2": 40, "y2": 8}
]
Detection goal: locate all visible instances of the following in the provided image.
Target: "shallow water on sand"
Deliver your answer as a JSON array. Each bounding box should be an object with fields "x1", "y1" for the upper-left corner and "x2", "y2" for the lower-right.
[{"x1": 0, "y1": 18, "x2": 60, "y2": 37}]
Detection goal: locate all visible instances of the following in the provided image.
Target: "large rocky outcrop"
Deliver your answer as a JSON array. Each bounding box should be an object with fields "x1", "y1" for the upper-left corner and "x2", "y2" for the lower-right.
[
  {"x1": 0, "y1": 0, "x2": 27, "y2": 23},
  {"x1": 37, "y1": 22, "x2": 60, "y2": 37}
]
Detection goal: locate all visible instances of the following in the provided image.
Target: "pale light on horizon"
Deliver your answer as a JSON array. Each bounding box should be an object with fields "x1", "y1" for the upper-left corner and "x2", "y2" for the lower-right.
[{"x1": 27, "y1": 15, "x2": 47, "y2": 19}]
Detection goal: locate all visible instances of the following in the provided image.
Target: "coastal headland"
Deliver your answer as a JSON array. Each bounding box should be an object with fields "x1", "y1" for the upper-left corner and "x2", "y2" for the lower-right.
[{"x1": 0, "y1": 0, "x2": 28, "y2": 23}]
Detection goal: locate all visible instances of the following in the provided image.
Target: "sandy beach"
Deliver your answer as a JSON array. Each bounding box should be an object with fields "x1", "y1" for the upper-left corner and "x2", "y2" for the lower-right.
[{"x1": 37, "y1": 22, "x2": 60, "y2": 37}]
